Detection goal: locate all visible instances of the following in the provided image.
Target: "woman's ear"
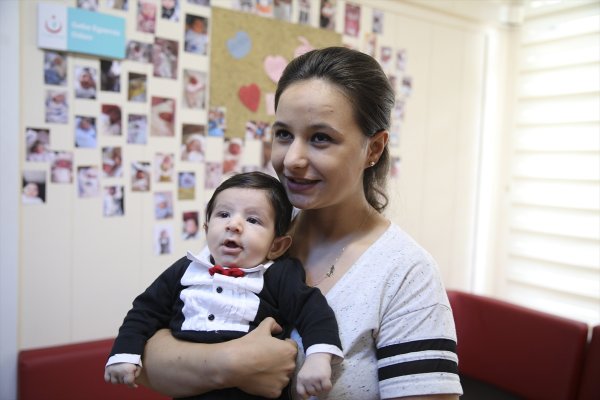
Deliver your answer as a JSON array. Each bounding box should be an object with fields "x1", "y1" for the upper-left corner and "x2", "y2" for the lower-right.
[
  {"x1": 367, "y1": 130, "x2": 389, "y2": 166},
  {"x1": 267, "y1": 235, "x2": 292, "y2": 260}
]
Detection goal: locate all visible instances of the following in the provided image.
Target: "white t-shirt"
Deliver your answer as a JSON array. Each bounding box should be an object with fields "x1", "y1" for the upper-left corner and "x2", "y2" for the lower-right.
[{"x1": 292, "y1": 223, "x2": 463, "y2": 399}]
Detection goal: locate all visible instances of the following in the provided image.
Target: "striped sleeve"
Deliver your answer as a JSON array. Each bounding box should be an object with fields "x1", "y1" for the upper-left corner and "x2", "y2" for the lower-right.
[{"x1": 376, "y1": 303, "x2": 463, "y2": 398}]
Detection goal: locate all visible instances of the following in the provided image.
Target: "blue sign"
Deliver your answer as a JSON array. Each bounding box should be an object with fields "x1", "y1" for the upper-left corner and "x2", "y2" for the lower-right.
[{"x1": 38, "y1": 3, "x2": 125, "y2": 59}]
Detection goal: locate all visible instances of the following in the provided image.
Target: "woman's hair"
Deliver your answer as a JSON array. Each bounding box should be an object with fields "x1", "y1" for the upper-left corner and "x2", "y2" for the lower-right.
[
  {"x1": 205, "y1": 171, "x2": 293, "y2": 236},
  {"x1": 274, "y1": 46, "x2": 395, "y2": 213}
]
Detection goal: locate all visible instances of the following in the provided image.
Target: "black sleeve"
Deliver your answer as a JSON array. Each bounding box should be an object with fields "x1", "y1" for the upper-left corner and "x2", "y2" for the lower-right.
[
  {"x1": 108, "y1": 256, "x2": 190, "y2": 358},
  {"x1": 264, "y1": 258, "x2": 342, "y2": 352}
]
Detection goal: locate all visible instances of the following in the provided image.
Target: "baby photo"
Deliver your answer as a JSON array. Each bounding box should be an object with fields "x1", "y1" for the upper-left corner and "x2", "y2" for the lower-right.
[
  {"x1": 178, "y1": 171, "x2": 196, "y2": 200},
  {"x1": 207, "y1": 106, "x2": 226, "y2": 137},
  {"x1": 204, "y1": 161, "x2": 222, "y2": 190},
  {"x1": 22, "y1": 171, "x2": 47, "y2": 205},
  {"x1": 184, "y1": 14, "x2": 209, "y2": 55},
  {"x1": 182, "y1": 69, "x2": 206, "y2": 109},
  {"x1": 128, "y1": 72, "x2": 147, "y2": 102},
  {"x1": 44, "y1": 51, "x2": 67, "y2": 86},
  {"x1": 181, "y1": 211, "x2": 199, "y2": 240},
  {"x1": 137, "y1": 0, "x2": 157, "y2": 33},
  {"x1": 74, "y1": 116, "x2": 97, "y2": 148},
  {"x1": 245, "y1": 120, "x2": 271, "y2": 140},
  {"x1": 100, "y1": 104, "x2": 122, "y2": 136},
  {"x1": 180, "y1": 124, "x2": 206, "y2": 162},
  {"x1": 153, "y1": 38, "x2": 179, "y2": 79},
  {"x1": 223, "y1": 138, "x2": 243, "y2": 175},
  {"x1": 154, "y1": 224, "x2": 173, "y2": 255},
  {"x1": 154, "y1": 152, "x2": 175, "y2": 183},
  {"x1": 103, "y1": 186, "x2": 125, "y2": 217},
  {"x1": 126, "y1": 41, "x2": 152, "y2": 63},
  {"x1": 77, "y1": 166, "x2": 100, "y2": 198},
  {"x1": 154, "y1": 191, "x2": 174, "y2": 220},
  {"x1": 106, "y1": 0, "x2": 128, "y2": 9},
  {"x1": 74, "y1": 66, "x2": 98, "y2": 99},
  {"x1": 45, "y1": 90, "x2": 68, "y2": 124},
  {"x1": 131, "y1": 162, "x2": 151, "y2": 192},
  {"x1": 102, "y1": 146, "x2": 123, "y2": 178},
  {"x1": 150, "y1": 97, "x2": 176, "y2": 137},
  {"x1": 161, "y1": 0, "x2": 179, "y2": 21},
  {"x1": 127, "y1": 114, "x2": 148, "y2": 144},
  {"x1": 51, "y1": 151, "x2": 73, "y2": 184},
  {"x1": 25, "y1": 127, "x2": 52, "y2": 162},
  {"x1": 100, "y1": 59, "x2": 121, "y2": 92}
]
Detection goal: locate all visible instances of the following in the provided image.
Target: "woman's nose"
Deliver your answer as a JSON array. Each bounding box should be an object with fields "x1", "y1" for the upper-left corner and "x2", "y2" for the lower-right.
[{"x1": 283, "y1": 140, "x2": 308, "y2": 170}]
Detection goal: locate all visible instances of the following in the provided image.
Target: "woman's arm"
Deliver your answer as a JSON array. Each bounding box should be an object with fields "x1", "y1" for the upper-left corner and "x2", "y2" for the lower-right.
[
  {"x1": 393, "y1": 396, "x2": 459, "y2": 400},
  {"x1": 138, "y1": 318, "x2": 298, "y2": 398}
]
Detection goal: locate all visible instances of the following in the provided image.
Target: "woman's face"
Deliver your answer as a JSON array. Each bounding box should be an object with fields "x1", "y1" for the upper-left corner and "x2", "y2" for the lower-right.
[{"x1": 271, "y1": 79, "x2": 369, "y2": 210}]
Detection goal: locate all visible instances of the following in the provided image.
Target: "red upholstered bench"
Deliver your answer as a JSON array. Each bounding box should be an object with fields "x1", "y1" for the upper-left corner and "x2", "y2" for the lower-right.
[
  {"x1": 18, "y1": 338, "x2": 168, "y2": 400},
  {"x1": 447, "y1": 290, "x2": 589, "y2": 400},
  {"x1": 578, "y1": 325, "x2": 600, "y2": 400}
]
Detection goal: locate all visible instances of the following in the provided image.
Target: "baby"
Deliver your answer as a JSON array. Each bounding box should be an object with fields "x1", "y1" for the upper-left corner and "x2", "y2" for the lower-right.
[{"x1": 105, "y1": 172, "x2": 343, "y2": 399}]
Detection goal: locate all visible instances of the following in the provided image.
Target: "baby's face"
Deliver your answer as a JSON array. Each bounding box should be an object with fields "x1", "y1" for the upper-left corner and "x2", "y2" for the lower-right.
[
  {"x1": 191, "y1": 19, "x2": 205, "y2": 33},
  {"x1": 205, "y1": 188, "x2": 276, "y2": 268},
  {"x1": 24, "y1": 183, "x2": 39, "y2": 197}
]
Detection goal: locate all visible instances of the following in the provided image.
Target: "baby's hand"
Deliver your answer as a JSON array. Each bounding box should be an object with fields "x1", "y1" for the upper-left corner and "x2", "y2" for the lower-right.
[
  {"x1": 104, "y1": 362, "x2": 141, "y2": 388},
  {"x1": 296, "y1": 353, "x2": 332, "y2": 399}
]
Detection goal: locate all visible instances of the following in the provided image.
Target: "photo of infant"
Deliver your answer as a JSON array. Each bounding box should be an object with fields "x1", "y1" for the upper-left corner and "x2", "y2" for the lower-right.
[
  {"x1": 44, "y1": 51, "x2": 67, "y2": 86},
  {"x1": 25, "y1": 127, "x2": 52, "y2": 162},
  {"x1": 45, "y1": 90, "x2": 68, "y2": 124},
  {"x1": 74, "y1": 66, "x2": 98, "y2": 99},
  {"x1": 184, "y1": 14, "x2": 209, "y2": 55}
]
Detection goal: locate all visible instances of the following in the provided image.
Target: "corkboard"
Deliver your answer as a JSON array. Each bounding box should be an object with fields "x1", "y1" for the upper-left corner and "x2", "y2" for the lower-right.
[{"x1": 210, "y1": 7, "x2": 341, "y2": 138}]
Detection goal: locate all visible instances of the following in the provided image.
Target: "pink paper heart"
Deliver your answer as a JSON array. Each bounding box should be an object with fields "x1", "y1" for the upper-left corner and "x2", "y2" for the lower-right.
[
  {"x1": 263, "y1": 55, "x2": 288, "y2": 83},
  {"x1": 238, "y1": 83, "x2": 261, "y2": 112}
]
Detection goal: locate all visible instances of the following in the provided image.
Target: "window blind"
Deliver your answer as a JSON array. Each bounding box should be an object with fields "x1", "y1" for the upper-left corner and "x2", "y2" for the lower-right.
[{"x1": 503, "y1": 0, "x2": 600, "y2": 324}]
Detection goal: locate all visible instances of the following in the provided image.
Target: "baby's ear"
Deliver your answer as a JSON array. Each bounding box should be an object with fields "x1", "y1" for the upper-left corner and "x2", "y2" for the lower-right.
[{"x1": 267, "y1": 235, "x2": 292, "y2": 260}]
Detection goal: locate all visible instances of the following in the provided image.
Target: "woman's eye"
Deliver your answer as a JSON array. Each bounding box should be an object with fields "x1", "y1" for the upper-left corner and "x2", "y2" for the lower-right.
[
  {"x1": 274, "y1": 129, "x2": 293, "y2": 141},
  {"x1": 312, "y1": 132, "x2": 332, "y2": 143}
]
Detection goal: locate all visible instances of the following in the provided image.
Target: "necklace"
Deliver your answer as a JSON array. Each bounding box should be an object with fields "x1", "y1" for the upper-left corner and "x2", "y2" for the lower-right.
[
  {"x1": 311, "y1": 209, "x2": 371, "y2": 287},
  {"x1": 311, "y1": 245, "x2": 346, "y2": 287}
]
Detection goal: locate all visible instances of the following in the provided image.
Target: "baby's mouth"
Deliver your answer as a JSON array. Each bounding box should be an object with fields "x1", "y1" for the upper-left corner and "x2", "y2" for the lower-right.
[{"x1": 223, "y1": 239, "x2": 241, "y2": 249}]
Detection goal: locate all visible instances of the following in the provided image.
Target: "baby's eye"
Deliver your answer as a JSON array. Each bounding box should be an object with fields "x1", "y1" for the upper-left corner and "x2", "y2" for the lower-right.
[
  {"x1": 215, "y1": 211, "x2": 229, "y2": 218},
  {"x1": 247, "y1": 217, "x2": 261, "y2": 225}
]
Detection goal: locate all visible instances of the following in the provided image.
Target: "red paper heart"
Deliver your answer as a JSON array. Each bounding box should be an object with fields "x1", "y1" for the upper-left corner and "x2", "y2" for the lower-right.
[{"x1": 238, "y1": 84, "x2": 260, "y2": 112}]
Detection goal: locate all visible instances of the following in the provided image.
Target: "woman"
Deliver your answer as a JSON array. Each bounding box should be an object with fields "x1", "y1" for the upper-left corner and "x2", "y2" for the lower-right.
[{"x1": 139, "y1": 47, "x2": 462, "y2": 399}]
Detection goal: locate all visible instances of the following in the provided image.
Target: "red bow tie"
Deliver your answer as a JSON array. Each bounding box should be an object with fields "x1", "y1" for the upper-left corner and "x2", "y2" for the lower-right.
[{"x1": 208, "y1": 265, "x2": 245, "y2": 278}]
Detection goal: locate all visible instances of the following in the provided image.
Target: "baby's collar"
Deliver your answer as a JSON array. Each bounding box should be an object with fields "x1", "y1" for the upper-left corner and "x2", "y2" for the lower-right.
[{"x1": 186, "y1": 246, "x2": 274, "y2": 273}]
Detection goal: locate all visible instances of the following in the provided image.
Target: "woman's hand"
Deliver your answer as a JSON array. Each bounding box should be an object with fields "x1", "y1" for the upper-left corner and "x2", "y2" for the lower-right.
[
  {"x1": 138, "y1": 318, "x2": 298, "y2": 398},
  {"x1": 230, "y1": 318, "x2": 299, "y2": 398}
]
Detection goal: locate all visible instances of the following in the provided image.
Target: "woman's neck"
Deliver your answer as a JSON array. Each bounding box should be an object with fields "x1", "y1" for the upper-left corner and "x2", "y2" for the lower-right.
[{"x1": 292, "y1": 199, "x2": 378, "y2": 246}]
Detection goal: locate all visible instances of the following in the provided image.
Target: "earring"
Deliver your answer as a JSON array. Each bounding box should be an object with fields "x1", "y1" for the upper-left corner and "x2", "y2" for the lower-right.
[{"x1": 369, "y1": 161, "x2": 376, "y2": 167}]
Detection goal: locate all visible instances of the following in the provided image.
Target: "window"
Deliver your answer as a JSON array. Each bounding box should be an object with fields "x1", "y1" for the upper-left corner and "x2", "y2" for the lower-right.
[{"x1": 501, "y1": 0, "x2": 600, "y2": 324}]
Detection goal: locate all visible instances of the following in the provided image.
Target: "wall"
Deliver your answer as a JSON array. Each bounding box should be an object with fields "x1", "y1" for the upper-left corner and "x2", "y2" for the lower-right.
[
  {"x1": 0, "y1": 2, "x2": 21, "y2": 399},
  {"x1": 15, "y1": 0, "x2": 492, "y2": 350}
]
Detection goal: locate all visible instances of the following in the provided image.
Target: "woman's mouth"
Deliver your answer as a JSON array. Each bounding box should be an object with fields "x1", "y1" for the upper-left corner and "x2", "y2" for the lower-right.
[{"x1": 285, "y1": 176, "x2": 319, "y2": 192}]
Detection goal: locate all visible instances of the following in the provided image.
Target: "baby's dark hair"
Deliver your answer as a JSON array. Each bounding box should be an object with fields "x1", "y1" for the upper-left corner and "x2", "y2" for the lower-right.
[{"x1": 205, "y1": 172, "x2": 293, "y2": 237}]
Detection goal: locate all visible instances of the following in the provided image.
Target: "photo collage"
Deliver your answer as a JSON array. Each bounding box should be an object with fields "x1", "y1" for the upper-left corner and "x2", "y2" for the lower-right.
[{"x1": 23, "y1": 0, "x2": 412, "y2": 255}]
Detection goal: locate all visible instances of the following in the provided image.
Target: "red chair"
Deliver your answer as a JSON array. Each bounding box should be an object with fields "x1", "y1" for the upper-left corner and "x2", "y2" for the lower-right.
[
  {"x1": 447, "y1": 290, "x2": 589, "y2": 400},
  {"x1": 18, "y1": 338, "x2": 168, "y2": 400},
  {"x1": 578, "y1": 325, "x2": 600, "y2": 400}
]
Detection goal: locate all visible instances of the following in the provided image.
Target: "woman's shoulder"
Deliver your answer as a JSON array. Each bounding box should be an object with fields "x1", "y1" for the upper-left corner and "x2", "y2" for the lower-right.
[{"x1": 371, "y1": 222, "x2": 437, "y2": 267}]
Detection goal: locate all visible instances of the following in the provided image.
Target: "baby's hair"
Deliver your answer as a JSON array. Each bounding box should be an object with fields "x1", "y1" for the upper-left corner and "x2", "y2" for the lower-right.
[{"x1": 205, "y1": 172, "x2": 292, "y2": 237}]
